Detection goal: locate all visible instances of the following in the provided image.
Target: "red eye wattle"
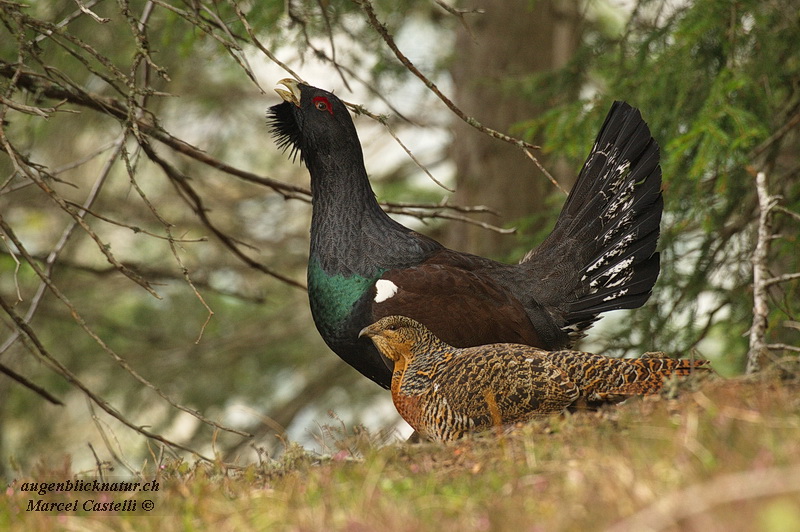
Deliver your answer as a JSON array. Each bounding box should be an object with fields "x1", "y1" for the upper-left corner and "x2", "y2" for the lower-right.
[{"x1": 312, "y1": 96, "x2": 333, "y2": 115}]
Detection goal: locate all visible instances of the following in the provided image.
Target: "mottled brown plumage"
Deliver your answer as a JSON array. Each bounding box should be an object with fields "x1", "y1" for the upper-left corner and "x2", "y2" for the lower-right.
[{"x1": 359, "y1": 315, "x2": 710, "y2": 442}]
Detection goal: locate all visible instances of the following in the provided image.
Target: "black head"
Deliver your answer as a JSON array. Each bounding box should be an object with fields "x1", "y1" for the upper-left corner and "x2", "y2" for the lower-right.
[{"x1": 267, "y1": 79, "x2": 362, "y2": 167}]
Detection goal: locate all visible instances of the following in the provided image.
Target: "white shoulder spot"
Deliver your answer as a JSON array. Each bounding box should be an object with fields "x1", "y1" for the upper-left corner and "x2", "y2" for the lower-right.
[{"x1": 374, "y1": 279, "x2": 399, "y2": 303}]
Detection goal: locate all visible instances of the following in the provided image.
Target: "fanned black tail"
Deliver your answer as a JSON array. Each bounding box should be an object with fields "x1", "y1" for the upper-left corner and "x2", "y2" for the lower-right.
[{"x1": 522, "y1": 102, "x2": 663, "y2": 343}]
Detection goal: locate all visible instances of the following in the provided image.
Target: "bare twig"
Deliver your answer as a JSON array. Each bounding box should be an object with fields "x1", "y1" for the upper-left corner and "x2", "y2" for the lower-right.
[
  {"x1": 34, "y1": 0, "x2": 106, "y2": 43},
  {"x1": 0, "y1": 134, "x2": 125, "y2": 354},
  {"x1": 86, "y1": 442, "x2": 110, "y2": 481},
  {"x1": 0, "y1": 142, "x2": 159, "y2": 297},
  {"x1": 169, "y1": 225, "x2": 216, "y2": 344},
  {"x1": 146, "y1": 0, "x2": 237, "y2": 49},
  {"x1": 388, "y1": 206, "x2": 515, "y2": 234},
  {"x1": 352, "y1": 0, "x2": 550, "y2": 173},
  {"x1": 64, "y1": 200, "x2": 208, "y2": 242},
  {"x1": 231, "y1": 2, "x2": 305, "y2": 82},
  {"x1": 0, "y1": 132, "x2": 128, "y2": 357},
  {"x1": 0, "y1": 94, "x2": 56, "y2": 117},
  {"x1": 0, "y1": 248, "x2": 268, "y2": 304},
  {"x1": 316, "y1": 0, "x2": 352, "y2": 91},
  {"x1": 0, "y1": 217, "x2": 252, "y2": 439},
  {"x1": 87, "y1": 398, "x2": 143, "y2": 476},
  {"x1": 522, "y1": 148, "x2": 568, "y2": 195},
  {"x1": 138, "y1": 138, "x2": 308, "y2": 290},
  {"x1": 72, "y1": 0, "x2": 111, "y2": 24},
  {"x1": 764, "y1": 272, "x2": 800, "y2": 287},
  {"x1": 766, "y1": 343, "x2": 800, "y2": 353},
  {"x1": 200, "y1": 3, "x2": 262, "y2": 91},
  {"x1": 0, "y1": 292, "x2": 214, "y2": 461},
  {"x1": 0, "y1": 61, "x2": 504, "y2": 231},
  {"x1": 385, "y1": 123, "x2": 454, "y2": 192},
  {"x1": 348, "y1": 103, "x2": 453, "y2": 192},
  {"x1": 433, "y1": 0, "x2": 484, "y2": 19},
  {"x1": 774, "y1": 204, "x2": 800, "y2": 223},
  {"x1": 350, "y1": 0, "x2": 570, "y2": 195},
  {"x1": 382, "y1": 198, "x2": 499, "y2": 215},
  {"x1": 352, "y1": 0, "x2": 536, "y2": 148},
  {"x1": 432, "y1": 0, "x2": 483, "y2": 41},
  {"x1": 0, "y1": 362, "x2": 64, "y2": 405},
  {"x1": 0, "y1": 231, "x2": 22, "y2": 302}
]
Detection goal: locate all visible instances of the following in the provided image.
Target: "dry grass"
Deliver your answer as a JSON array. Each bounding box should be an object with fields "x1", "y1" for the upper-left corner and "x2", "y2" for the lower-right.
[{"x1": 3, "y1": 369, "x2": 800, "y2": 531}]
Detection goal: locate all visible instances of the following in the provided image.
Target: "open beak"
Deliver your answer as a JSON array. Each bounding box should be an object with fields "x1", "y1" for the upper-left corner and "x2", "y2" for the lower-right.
[{"x1": 275, "y1": 78, "x2": 301, "y2": 106}]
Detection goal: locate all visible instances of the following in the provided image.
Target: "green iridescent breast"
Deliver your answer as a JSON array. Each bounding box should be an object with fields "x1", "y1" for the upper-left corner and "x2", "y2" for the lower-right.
[{"x1": 307, "y1": 259, "x2": 384, "y2": 340}]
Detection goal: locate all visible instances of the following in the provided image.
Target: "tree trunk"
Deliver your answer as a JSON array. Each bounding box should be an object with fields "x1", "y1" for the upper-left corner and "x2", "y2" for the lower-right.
[{"x1": 446, "y1": 0, "x2": 583, "y2": 259}]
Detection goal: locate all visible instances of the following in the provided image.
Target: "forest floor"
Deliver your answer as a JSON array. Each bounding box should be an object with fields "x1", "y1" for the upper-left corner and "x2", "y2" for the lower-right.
[{"x1": 3, "y1": 363, "x2": 800, "y2": 531}]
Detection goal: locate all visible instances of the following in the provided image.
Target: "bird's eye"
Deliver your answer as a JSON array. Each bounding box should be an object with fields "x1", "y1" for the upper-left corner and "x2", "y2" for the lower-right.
[
  {"x1": 312, "y1": 96, "x2": 333, "y2": 115},
  {"x1": 386, "y1": 324, "x2": 398, "y2": 331}
]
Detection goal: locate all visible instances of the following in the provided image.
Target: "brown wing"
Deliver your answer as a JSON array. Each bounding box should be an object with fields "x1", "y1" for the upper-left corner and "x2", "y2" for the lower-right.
[
  {"x1": 370, "y1": 263, "x2": 543, "y2": 348},
  {"x1": 432, "y1": 346, "x2": 581, "y2": 436}
]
